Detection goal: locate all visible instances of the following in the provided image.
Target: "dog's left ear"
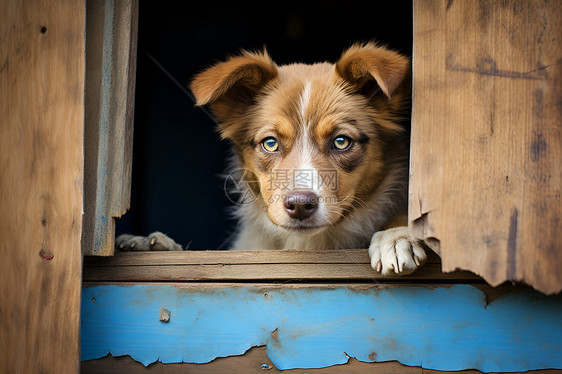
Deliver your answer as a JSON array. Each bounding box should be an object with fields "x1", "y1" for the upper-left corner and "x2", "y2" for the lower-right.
[{"x1": 335, "y1": 42, "x2": 410, "y2": 99}]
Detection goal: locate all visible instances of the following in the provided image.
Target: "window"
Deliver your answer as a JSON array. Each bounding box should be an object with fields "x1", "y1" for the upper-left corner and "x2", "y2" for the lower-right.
[
  {"x1": 83, "y1": 0, "x2": 562, "y2": 295},
  {"x1": 83, "y1": 1, "x2": 414, "y2": 253}
]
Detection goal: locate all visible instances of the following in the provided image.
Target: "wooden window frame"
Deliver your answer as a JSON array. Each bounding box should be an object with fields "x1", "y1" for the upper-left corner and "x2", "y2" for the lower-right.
[
  {"x1": 79, "y1": 1, "x2": 562, "y2": 372},
  {"x1": 82, "y1": 0, "x2": 562, "y2": 293},
  {"x1": 2, "y1": 1, "x2": 559, "y2": 373},
  {"x1": 83, "y1": 0, "x2": 138, "y2": 257}
]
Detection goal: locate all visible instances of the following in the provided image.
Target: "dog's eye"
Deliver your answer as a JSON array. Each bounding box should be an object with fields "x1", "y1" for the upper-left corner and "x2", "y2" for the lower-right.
[
  {"x1": 262, "y1": 137, "x2": 279, "y2": 152},
  {"x1": 333, "y1": 136, "x2": 351, "y2": 150}
]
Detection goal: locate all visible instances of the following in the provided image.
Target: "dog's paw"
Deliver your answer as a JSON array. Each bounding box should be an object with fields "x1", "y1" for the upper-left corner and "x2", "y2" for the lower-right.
[
  {"x1": 115, "y1": 232, "x2": 183, "y2": 251},
  {"x1": 368, "y1": 226, "x2": 427, "y2": 276}
]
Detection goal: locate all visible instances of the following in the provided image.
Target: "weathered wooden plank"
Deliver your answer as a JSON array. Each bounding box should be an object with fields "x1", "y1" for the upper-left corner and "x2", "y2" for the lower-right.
[
  {"x1": 83, "y1": 263, "x2": 478, "y2": 282},
  {"x1": 83, "y1": 0, "x2": 138, "y2": 256},
  {"x1": 82, "y1": 281, "x2": 458, "y2": 289},
  {"x1": 84, "y1": 249, "x2": 440, "y2": 266},
  {"x1": 81, "y1": 284, "x2": 562, "y2": 372},
  {"x1": 411, "y1": 0, "x2": 562, "y2": 294},
  {"x1": 83, "y1": 249, "x2": 478, "y2": 282},
  {"x1": 0, "y1": 0, "x2": 85, "y2": 373},
  {"x1": 81, "y1": 347, "x2": 562, "y2": 373}
]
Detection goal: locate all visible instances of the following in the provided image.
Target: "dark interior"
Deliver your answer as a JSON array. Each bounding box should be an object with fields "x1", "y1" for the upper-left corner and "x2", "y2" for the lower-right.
[{"x1": 116, "y1": 0, "x2": 413, "y2": 249}]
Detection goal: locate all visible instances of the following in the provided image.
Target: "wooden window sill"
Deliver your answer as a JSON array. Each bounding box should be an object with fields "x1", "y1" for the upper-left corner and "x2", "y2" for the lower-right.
[{"x1": 83, "y1": 249, "x2": 480, "y2": 284}]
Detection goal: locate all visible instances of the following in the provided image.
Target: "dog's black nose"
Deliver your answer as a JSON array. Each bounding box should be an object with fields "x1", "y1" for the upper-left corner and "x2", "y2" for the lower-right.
[{"x1": 284, "y1": 192, "x2": 319, "y2": 221}]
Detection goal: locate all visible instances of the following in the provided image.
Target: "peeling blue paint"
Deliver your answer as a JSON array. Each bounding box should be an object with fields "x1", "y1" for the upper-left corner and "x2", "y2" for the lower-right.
[{"x1": 81, "y1": 285, "x2": 562, "y2": 372}]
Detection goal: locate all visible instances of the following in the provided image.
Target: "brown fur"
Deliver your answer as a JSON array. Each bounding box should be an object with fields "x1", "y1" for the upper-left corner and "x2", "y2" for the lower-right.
[{"x1": 190, "y1": 43, "x2": 426, "y2": 275}]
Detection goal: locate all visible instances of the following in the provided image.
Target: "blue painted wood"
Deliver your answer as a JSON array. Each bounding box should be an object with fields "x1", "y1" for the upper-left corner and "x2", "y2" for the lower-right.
[{"x1": 81, "y1": 285, "x2": 562, "y2": 372}]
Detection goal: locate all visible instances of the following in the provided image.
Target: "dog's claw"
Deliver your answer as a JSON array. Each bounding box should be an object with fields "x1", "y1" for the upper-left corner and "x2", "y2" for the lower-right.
[
  {"x1": 116, "y1": 232, "x2": 183, "y2": 251},
  {"x1": 368, "y1": 227, "x2": 428, "y2": 276}
]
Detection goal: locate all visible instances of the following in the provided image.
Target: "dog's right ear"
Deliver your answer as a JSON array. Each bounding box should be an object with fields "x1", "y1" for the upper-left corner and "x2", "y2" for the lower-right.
[
  {"x1": 191, "y1": 50, "x2": 278, "y2": 106},
  {"x1": 190, "y1": 50, "x2": 278, "y2": 140}
]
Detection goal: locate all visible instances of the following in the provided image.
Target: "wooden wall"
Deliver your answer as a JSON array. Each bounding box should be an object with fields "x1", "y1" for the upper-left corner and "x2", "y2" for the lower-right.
[
  {"x1": 0, "y1": 0, "x2": 84, "y2": 372},
  {"x1": 77, "y1": 1, "x2": 562, "y2": 373},
  {"x1": 80, "y1": 282, "x2": 562, "y2": 372},
  {"x1": 410, "y1": 0, "x2": 562, "y2": 294},
  {"x1": 82, "y1": 251, "x2": 562, "y2": 372}
]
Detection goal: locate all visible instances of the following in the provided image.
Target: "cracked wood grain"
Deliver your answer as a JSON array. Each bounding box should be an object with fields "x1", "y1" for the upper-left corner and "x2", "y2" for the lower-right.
[{"x1": 411, "y1": 0, "x2": 562, "y2": 294}]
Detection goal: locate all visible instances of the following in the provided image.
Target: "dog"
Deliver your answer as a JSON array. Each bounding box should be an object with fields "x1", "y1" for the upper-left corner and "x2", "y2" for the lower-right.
[{"x1": 117, "y1": 42, "x2": 427, "y2": 276}]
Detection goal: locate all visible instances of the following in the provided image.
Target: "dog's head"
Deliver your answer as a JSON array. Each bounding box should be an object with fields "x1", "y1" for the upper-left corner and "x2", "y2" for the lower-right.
[{"x1": 191, "y1": 43, "x2": 410, "y2": 234}]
